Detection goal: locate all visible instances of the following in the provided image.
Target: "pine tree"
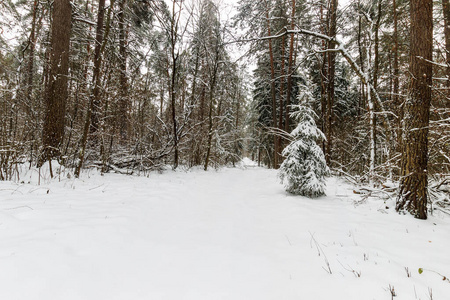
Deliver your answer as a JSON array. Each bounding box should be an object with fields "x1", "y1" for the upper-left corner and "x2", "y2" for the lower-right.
[
  {"x1": 40, "y1": 0, "x2": 72, "y2": 166},
  {"x1": 279, "y1": 87, "x2": 328, "y2": 197},
  {"x1": 396, "y1": 0, "x2": 433, "y2": 219}
]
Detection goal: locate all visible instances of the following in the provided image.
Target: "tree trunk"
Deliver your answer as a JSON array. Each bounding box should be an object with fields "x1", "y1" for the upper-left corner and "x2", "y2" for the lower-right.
[
  {"x1": 320, "y1": 1, "x2": 328, "y2": 154},
  {"x1": 442, "y1": 0, "x2": 450, "y2": 91},
  {"x1": 278, "y1": 35, "x2": 285, "y2": 152},
  {"x1": 368, "y1": 0, "x2": 382, "y2": 184},
  {"x1": 24, "y1": 0, "x2": 39, "y2": 164},
  {"x1": 285, "y1": 0, "x2": 296, "y2": 133},
  {"x1": 373, "y1": 0, "x2": 382, "y2": 90},
  {"x1": 357, "y1": 0, "x2": 365, "y2": 113},
  {"x1": 325, "y1": 0, "x2": 337, "y2": 166},
  {"x1": 25, "y1": 0, "x2": 38, "y2": 118},
  {"x1": 171, "y1": 54, "x2": 179, "y2": 169},
  {"x1": 40, "y1": 0, "x2": 72, "y2": 165},
  {"x1": 118, "y1": 0, "x2": 129, "y2": 140},
  {"x1": 204, "y1": 46, "x2": 220, "y2": 171},
  {"x1": 170, "y1": 0, "x2": 181, "y2": 169},
  {"x1": 265, "y1": 0, "x2": 279, "y2": 169},
  {"x1": 188, "y1": 43, "x2": 201, "y2": 166},
  {"x1": 88, "y1": 0, "x2": 114, "y2": 138},
  {"x1": 396, "y1": 0, "x2": 433, "y2": 219},
  {"x1": 393, "y1": 0, "x2": 401, "y2": 153},
  {"x1": 367, "y1": 63, "x2": 375, "y2": 184},
  {"x1": 75, "y1": 0, "x2": 106, "y2": 177}
]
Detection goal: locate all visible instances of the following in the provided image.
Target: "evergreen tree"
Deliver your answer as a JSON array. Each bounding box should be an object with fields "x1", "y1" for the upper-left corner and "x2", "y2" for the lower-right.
[
  {"x1": 279, "y1": 84, "x2": 328, "y2": 197},
  {"x1": 396, "y1": 0, "x2": 433, "y2": 219},
  {"x1": 40, "y1": 0, "x2": 72, "y2": 166}
]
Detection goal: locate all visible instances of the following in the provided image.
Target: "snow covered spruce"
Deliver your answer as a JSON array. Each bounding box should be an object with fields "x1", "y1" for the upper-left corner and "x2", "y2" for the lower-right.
[{"x1": 279, "y1": 104, "x2": 329, "y2": 197}]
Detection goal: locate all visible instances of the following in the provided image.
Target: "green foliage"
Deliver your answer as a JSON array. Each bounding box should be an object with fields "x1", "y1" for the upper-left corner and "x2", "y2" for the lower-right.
[{"x1": 279, "y1": 102, "x2": 329, "y2": 197}]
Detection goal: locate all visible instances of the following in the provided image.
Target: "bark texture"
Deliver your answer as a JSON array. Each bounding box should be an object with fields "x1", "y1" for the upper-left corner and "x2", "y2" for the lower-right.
[
  {"x1": 265, "y1": 0, "x2": 279, "y2": 169},
  {"x1": 76, "y1": 0, "x2": 106, "y2": 177},
  {"x1": 325, "y1": 0, "x2": 337, "y2": 166},
  {"x1": 284, "y1": 0, "x2": 296, "y2": 133},
  {"x1": 118, "y1": 0, "x2": 129, "y2": 140},
  {"x1": 393, "y1": 0, "x2": 402, "y2": 152},
  {"x1": 396, "y1": 0, "x2": 433, "y2": 219},
  {"x1": 442, "y1": 0, "x2": 450, "y2": 90},
  {"x1": 41, "y1": 0, "x2": 72, "y2": 163}
]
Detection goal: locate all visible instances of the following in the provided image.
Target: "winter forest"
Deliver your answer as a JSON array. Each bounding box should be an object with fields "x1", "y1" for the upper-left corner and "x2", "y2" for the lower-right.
[{"x1": 0, "y1": 0, "x2": 450, "y2": 299}]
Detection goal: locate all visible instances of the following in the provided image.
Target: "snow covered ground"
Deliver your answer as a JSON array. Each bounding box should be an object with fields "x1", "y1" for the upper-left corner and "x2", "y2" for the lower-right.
[{"x1": 0, "y1": 160, "x2": 449, "y2": 300}]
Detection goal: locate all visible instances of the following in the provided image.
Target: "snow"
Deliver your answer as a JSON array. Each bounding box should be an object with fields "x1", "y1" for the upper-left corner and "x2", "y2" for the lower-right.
[
  {"x1": 0, "y1": 161, "x2": 449, "y2": 300},
  {"x1": 280, "y1": 105, "x2": 328, "y2": 197}
]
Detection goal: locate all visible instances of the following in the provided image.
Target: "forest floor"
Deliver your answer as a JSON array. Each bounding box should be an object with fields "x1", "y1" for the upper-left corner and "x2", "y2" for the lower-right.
[{"x1": 0, "y1": 159, "x2": 449, "y2": 300}]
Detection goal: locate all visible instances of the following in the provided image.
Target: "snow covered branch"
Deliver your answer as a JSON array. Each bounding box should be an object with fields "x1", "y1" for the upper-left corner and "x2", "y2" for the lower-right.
[
  {"x1": 286, "y1": 29, "x2": 390, "y2": 125},
  {"x1": 234, "y1": 27, "x2": 392, "y2": 125}
]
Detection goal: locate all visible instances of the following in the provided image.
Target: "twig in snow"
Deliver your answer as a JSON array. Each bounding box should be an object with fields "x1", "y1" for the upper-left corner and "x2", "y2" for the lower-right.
[
  {"x1": 285, "y1": 235, "x2": 292, "y2": 246},
  {"x1": 418, "y1": 268, "x2": 450, "y2": 283},
  {"x1": 309, "y1": 231, "x2": 332, "y2": 274},
  {"x1": 337, "y1": 259, "x2": 361, "y2": 278},
  {"x1": 386, "y1": 284, "x2": 396, "y2": 299},
  {"x1": 405, "y1": 267, "x2": 411, "y2": 278},
  {"x1": 27, "y1": 186, "x2": 51, "y2": 194},
  {"x1": 89, "y1": 183, "x2": 105, "y2": 191},
  {"x1": 4, "y1": 205, "x2": 33, "y2": 211}
]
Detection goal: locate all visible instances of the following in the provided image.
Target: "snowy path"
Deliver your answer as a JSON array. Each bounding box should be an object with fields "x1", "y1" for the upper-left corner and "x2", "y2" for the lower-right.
[{"x1": 0, "y1": 164, "x2": 449, "y2": 299}]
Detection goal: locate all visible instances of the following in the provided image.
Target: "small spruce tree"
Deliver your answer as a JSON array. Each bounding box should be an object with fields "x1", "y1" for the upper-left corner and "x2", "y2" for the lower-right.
[{"x1": 279, "y1": 101, "x2": 329, "y2": 197}]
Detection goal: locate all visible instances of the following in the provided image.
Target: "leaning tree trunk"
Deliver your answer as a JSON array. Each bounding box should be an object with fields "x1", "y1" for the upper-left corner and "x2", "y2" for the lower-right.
[
  {"x1": 396, "y1": 0, "x2": 433, "y2": 219},
  {"x1": 40, "y1": 0, "x2": 72, "y2": 166}
]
